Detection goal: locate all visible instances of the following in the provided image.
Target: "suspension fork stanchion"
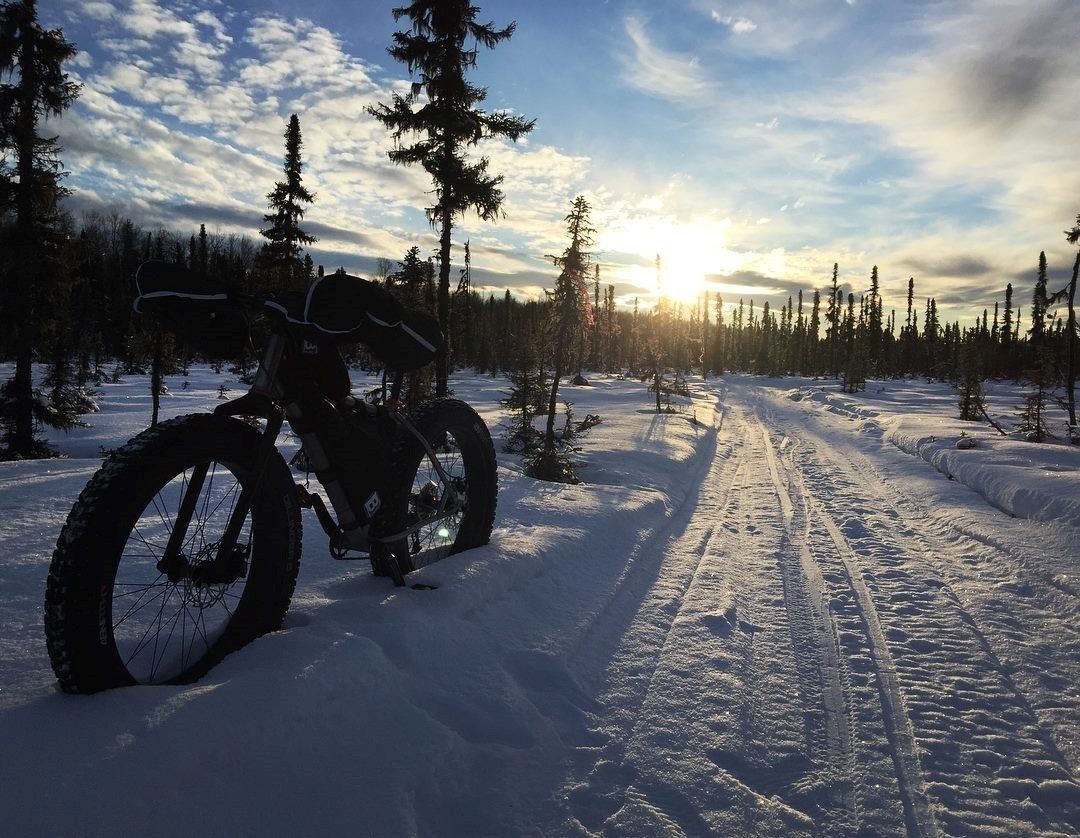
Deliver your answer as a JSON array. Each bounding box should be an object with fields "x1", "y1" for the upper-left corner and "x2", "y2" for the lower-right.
[
  {"x1": 206, "y1": 408, "x2": 284, "y2": 580},
  {"x1": 159, "y1": 461, "x2": 211, "y2": 574},
  {"x1": 205, "y1": 330, "x2": 289, "y2": 580}
]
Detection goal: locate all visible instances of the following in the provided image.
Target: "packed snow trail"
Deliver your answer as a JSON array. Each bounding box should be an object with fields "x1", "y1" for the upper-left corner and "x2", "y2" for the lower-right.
[
  {"x1": 2, "y1": 370, "x2": 1078, "y2": 836},
  {"x1": 548, "y1": 380, "x2": 1079, "y2": 836}
]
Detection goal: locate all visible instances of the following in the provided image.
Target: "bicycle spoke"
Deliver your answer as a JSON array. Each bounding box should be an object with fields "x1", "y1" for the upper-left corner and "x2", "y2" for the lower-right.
[
  {"x1": 149, "y1": 599, "x2": 185, "y2": 684},
  {"x1": 193, "y1": 602, "x2": 214, "y2": 649},
  {"x1": 113, "y1": 579, "x2": 170, "y2": 630},
  {"x1": 130, "y1": 523, "x2": 165, "y2": 558},
  {"x1": 105, "y1": 452, "x2": 262, "y2": 685},
  {"x1": 149, "y1": 491, "x2": 174, "y2": 534},
  {"x1": 125, "y1": 585, "x2": 172, "y2": 669},
  {"x1": 186, "y1": 477, "x2": 241, "y2": 554}
]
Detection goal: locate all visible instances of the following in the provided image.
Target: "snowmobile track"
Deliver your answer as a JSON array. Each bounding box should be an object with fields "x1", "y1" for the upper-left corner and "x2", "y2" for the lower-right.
[
  {"x1": 754, "y1": 385, "x2": 1080, "y2": 836},
  {"x1": 758, "y1": 422, "x2": 861, "y2": 835}
]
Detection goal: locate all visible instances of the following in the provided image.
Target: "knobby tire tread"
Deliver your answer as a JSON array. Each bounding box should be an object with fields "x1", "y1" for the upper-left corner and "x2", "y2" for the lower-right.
[{"x1": 44, "y1": 413, "x2": 301, "y2": 693}]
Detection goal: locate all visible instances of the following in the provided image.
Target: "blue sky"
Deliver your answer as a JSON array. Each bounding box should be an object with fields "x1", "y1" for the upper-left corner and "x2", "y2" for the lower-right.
[{"x1": 49, "y1": 0, "x2": 1080, "y2": 321}]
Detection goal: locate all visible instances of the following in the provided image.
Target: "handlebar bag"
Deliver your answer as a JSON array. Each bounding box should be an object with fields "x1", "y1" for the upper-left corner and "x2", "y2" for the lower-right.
[
  {"x1": 133, "y1": 260, "x2": 249, "y2": 359},
  {"x1": 265, "y1": 272, "x2": 441, "y2": 371}
]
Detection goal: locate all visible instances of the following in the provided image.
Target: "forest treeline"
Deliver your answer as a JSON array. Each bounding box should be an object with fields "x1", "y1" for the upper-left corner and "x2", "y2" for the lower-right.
[
  {"x1": 10, "y1": 206, "x2": 1079, "y2": 413},
  {"x1": 1, "y1": 0, "x2": 1077, "y2": 460}
]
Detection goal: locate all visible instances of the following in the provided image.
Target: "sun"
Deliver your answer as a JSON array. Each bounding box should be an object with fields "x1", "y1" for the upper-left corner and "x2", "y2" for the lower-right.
[
  {"x1": 599, "y1": 213, "x2": 741, "y2": 305},
  {"x1": 657, "y1": 249, "x2": 712, "y2": 303}
]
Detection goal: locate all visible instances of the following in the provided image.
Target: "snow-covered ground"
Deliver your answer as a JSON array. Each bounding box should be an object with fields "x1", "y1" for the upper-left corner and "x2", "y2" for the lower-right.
[{"x1": 1, "y1": 368, "x2": 1077, "y2": 836}]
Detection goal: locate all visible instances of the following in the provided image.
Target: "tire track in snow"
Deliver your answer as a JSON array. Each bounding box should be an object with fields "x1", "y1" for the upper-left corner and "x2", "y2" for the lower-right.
[
  {"x1": 753, "y1": 383, "x2": 1080, "y2": 836},
  {"x1": 757, "y1": 422, "x2": 861, "y2": 835},
  {"x1": 805, "y1": 491, "x2": 937, "y2": 837},
  {"x1": 764, "y1": 419, "x2": 932, "y2": 836},
  {"x1": 556, "y1": 406, "x2": 818, "y2": 835},
  {"x1": 564, "y1": 405, "x2": 734, "y2": 694},
  {"x1": 559, "y1": 421, "x2": 750, "y2": 833}
]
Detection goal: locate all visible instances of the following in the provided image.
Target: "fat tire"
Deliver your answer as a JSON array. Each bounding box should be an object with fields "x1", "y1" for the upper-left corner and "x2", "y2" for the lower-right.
[
  {"x1": 380, "y1": 398, "x2": 497, "y2": 575},
  {"x1": 44, "y1": 413, "x2": 301, "y2": 693}
]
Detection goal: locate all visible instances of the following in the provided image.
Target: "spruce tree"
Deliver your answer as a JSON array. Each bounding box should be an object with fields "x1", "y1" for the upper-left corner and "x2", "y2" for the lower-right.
[
  {"x1": 500, "y1": 312, "x2": 546, "y2": 456},
  {"x1": 1021, "y1": 253, "x2": 1054, "y2": 441},
  {"x1": 701, "y1": 290, "x2": 710, "y2": 379},
  {"x1": 864, "y1": 266, "x2": 877, "y2": 363},
  {"x1": 605, "y1": 285, "x2": 620, "y2": 373},
  {"x1": 197, "y1": 223, "x2": 208, "y2": 276},
  {"x1": 260, "y1": 113, "x2": 315, "y2": 294},
  {"x1": 996, "y1": 282, "x2": 1014, "y2": 380},
  {"x1": 1061, "y1": 216, "x2": 1079, "y2": 435},
  {"x1": 897, "y1": 277, "x2": 911, "y2": 374},
  {"x1": 1031, "y1": 251, "x2": 1049, "y2": 353},
  {"x1": 0, "y1": 0, "x2": 81, "y2": 457},
  {"x1": 590, "y1": 264, "x2": 601, "y2": 370},
  {"x1": 387, "y1": 246, "x2": 437, "y2": 408},
  {"x1": 712, "y1": 294, "x2": 725, "y2": 374},
  {"x1": 825, "y1": 262, "x2": 840, "y2": 376},
  {"x1": 453, "y1": 239, "x2": 472, "y2": 367},
  {"x1": 534, "y1": 195, "x2": 593, "y2": 481},
  {"x1": 368, "y1": 1, "x2": 534, "y2": 397},
  {"x1": 957, "y1": 332, "x2": 985, "y2": 421}
]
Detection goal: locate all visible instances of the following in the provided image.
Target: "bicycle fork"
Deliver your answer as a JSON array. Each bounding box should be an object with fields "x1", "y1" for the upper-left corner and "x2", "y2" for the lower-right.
[{"x1": 157, "y1": 398, "x2": 283, "y2": 586}]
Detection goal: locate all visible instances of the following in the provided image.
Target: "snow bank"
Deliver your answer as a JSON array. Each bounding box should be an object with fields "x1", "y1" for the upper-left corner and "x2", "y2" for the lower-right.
[
  {"x1": 0, "y1": 366, "x2": 721, "y2": 835},
  {"x1": 782, "y1": 376, "x2": 1080, "y2": 525}
]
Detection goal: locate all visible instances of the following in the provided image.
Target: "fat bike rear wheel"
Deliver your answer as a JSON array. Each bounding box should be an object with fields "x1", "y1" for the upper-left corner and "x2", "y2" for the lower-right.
[
  {"x1": 382, "y1": 399, "x2": 497, "y2": 576},
  {"x1": 44, "y1": 414, "x2": 301, "y2": 693}
]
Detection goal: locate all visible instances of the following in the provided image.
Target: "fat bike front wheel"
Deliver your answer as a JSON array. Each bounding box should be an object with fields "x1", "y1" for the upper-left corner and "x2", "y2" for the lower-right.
[
  {"x1": 381, "y1": 399, "x2": 497, "y2": 576},
  {"x1": 44, "y1": 414, "x2": 301, "y2": 693}
]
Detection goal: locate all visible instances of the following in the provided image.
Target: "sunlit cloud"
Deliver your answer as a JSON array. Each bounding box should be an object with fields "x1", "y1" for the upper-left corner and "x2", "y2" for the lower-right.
[{"x1": 711, "y1": 11, "x2": 757, "y2": 34}]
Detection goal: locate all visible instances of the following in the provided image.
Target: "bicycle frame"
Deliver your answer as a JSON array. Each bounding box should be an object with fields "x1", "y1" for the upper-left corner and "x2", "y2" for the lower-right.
[{"x1": 159, "y1": 326, "x2": 462, "y2": 584}]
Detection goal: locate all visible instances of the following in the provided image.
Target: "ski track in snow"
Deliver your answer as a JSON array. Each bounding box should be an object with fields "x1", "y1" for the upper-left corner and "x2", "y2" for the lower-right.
[{"x1": 1, "y1": 369, "x2": 1078, "y2": 836}]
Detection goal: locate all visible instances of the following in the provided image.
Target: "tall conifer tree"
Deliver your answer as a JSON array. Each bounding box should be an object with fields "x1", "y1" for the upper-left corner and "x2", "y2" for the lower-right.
[
  {"x1": 825, "y1": 262, "x2": 840, "y2": 376},
  {"x1": 1062, "y1": 216, "x2": 1079, "y2": 431},
  {"x1": 368, "y1": 1, "x2": 534, "y2": 396},
  {"x1": 539, "y1": 195, "x2": 593, "y2": 474},
  {"x1": 260, "y1": 113, "x2": 315, "y2": 293},
  {"x1": 0, "y1": 0, "x2": 80, "y2": 456}
]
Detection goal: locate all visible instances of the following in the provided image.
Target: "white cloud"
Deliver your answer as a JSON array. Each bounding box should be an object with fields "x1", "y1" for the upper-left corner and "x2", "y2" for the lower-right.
[
  {"x1": 73, "y1": 0, "x2": 231, "y2": 78},
  {"x1": 620, "y1": 16, "x2": 711, "y2": 100},
  {"x1": 238, "y1": 16, "x2": 377, "y2": 94},
  {"x1": 77, "y1": 1, "x2": 116, "y2": 19},
  {"x1": 689, "y1": 0, "x2": 851, "y2": 55},
  {"x1": 835, "y1": 0, "x2": 1080, "y2": 248},
  {"x1": 711, "y1": 12, "x2": 757, "y2": 34},
  {"x1": 193, "y1": 11, "x2": 232, "y2": 45},
  {"x1": 58, "y1": 7, "x2": 600, "y2": 285}
]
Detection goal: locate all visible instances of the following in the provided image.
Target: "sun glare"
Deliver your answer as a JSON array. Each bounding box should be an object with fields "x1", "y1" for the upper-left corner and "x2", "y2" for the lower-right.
[{"x1": 600, "y1": 214, "x2": 745, "y2": 304}]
